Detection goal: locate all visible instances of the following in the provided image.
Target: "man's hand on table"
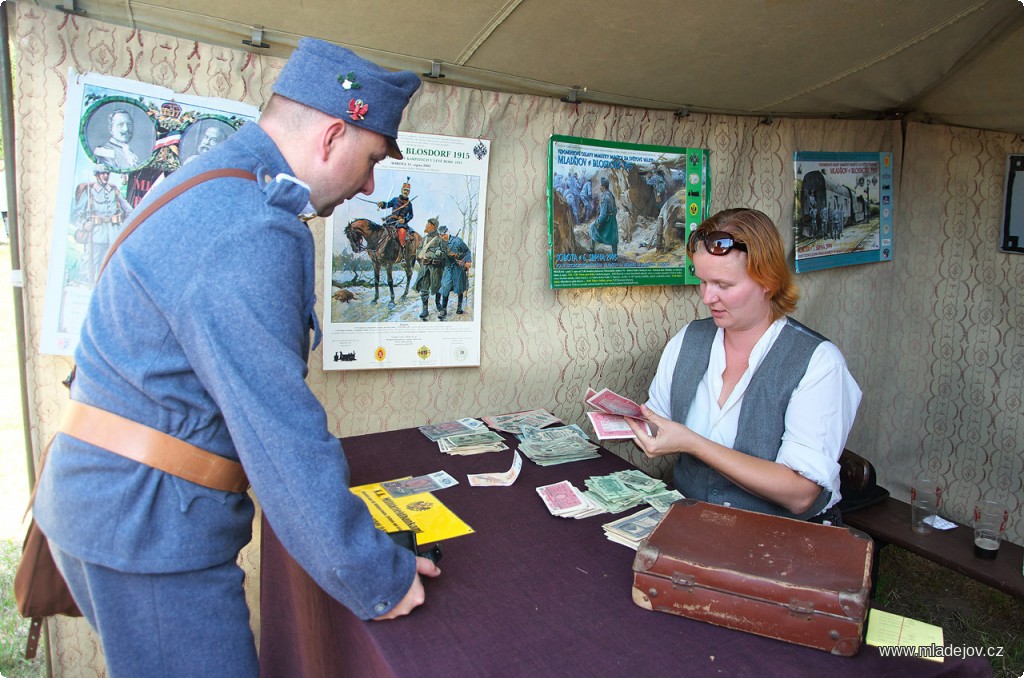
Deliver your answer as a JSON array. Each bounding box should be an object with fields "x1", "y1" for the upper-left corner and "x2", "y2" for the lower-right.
[{"x1": 373, "y1": 556, "x2": 441, "y2": 620}]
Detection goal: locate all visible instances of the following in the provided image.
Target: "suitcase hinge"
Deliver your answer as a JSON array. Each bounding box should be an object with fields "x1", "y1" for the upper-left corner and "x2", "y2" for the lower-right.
[
  {"x1": 671, "y1": 571, "x2": 696, "y2": 591},
  {"x1": 787, "y1": 599, "x2": 815, "y2": 617}
]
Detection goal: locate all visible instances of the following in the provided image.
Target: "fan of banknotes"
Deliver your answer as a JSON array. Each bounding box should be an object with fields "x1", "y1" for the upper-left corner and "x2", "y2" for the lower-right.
[{"x1": 584, "y1": 387, "x2": 656, "y2": 440}]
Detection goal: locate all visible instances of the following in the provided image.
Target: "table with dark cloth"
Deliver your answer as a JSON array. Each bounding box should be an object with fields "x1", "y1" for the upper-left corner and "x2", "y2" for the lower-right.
[{"x1": 259, "y1": 427, "x2": 991, "y2": 678}]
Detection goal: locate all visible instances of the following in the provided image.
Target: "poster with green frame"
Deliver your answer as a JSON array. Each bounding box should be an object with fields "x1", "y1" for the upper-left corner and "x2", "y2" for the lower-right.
[{"x1": 547, "y1": 135, "x2": 710, "y2": 288}]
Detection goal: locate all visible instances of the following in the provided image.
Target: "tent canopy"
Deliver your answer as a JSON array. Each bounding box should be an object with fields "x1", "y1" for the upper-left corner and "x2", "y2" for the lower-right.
[{"x1": 53, "y1": 0, "x2": 1024, "y2": 134}]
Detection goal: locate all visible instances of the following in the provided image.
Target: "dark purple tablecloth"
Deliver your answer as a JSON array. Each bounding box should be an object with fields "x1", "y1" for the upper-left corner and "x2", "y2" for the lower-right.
[{"x1": 259, "y1": 427, "x2": 991, "y2": 678}]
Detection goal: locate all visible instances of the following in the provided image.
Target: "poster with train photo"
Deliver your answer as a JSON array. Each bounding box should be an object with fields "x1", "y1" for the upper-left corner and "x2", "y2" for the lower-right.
[{"x1": 792, "y1": 151, "x2": 894, "y2": 273}]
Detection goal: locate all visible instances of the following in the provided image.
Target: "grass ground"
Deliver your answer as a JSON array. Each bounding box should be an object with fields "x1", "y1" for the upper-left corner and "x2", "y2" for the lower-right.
[
  {"x1": 874, "y1": 546, "x2": 1024, "y2": 677},
  {"x1": 0, "y1": 241, "x2": 1020, "y2": 676}
]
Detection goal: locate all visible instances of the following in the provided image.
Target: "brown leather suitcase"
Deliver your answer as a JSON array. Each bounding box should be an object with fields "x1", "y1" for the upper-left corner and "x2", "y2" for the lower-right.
[{"x1": 632, "y1": 499, "x2": 873, "y2": 656}]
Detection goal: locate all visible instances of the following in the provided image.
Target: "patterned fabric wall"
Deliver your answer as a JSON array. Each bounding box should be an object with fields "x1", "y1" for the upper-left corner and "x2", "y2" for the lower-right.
[
  {"x1": 11, "y1": 5, "x2": 1023, "y2": 675},
  {"x1": 889, "y1": 122, "x2": 1024, "y2": 539}
]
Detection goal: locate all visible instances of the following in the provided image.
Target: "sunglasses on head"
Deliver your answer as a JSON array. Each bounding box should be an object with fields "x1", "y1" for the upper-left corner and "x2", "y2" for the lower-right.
[{"x1": 688, "y1": 229, "x2": 747, "y2": 256}]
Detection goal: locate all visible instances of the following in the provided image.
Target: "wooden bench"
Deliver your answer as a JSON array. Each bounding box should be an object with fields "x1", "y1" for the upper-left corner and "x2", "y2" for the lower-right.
[{"x1": 843, "y1": 490, "x2": 1024, "y2": 602}]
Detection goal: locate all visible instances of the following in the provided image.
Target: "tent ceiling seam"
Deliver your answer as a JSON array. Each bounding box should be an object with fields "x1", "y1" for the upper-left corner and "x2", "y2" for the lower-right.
[
  {"x1": 896, "y1": 9, "x2": 1024, "y2": 115},
  {"x1": 759, "y1": 0, "x2": 991, "y2": 111},
  {"x1": 454, "y1": 0, "x2": 526, "y2": 66},
  {"x1": 122, "y1": 0, "x2": 136, "y2": 29}
]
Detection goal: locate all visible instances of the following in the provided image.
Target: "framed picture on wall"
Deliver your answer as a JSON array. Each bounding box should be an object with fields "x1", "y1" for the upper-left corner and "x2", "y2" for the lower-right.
[
  {"x1": 547, "y1": 135, "x2": 711, "y2": 288},
  {"x1": 1001, "y1": 154, "x2": 1024, "y2": 254},
  {"x1": 39, "y1": 70, "x2": 258, "y2": 356},
  {"x1": 792, "y1": 151, "x2": 894, "y2": 273},
  {"x1": 321, "y1": 132, "x2": 491, "y2": 370}
]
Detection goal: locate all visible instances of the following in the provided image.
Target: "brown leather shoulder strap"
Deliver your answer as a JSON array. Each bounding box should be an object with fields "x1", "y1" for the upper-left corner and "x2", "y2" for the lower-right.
[{"x1": 99, "y1": 168, "x2": 257, "y2": 274}]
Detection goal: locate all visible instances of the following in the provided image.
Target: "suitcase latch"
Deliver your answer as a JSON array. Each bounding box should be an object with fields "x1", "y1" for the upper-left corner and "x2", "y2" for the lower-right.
[
  {"x1": 787, "y1": 599, "x2": 815, "y2": 618},
  {"x1": 670, "y1": 571, "x2": 696, "y2": 591}
]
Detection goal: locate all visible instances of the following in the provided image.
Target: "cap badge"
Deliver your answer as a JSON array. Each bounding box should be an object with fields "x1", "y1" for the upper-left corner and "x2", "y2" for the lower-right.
[
  {"x1": 339, "y1": 71, "x2": 362, "y2": 90},
  {"x1": 347, "y1": 99, "x2": 369, "y2": 121}
]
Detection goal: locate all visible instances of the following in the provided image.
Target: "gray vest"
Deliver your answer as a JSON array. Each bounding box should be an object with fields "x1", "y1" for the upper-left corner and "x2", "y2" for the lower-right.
[{"x1": 669, "y1": 317, "x2": 830, "y2": 520}]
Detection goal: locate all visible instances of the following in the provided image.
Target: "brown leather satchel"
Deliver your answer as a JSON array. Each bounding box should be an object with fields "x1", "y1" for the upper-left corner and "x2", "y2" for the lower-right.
[
  {"x1": 13, "y1": 168, "x2": 256, "y2": 660},
  {"x1": 14, "y1": 519, "x2": 82, "y2": 659}
]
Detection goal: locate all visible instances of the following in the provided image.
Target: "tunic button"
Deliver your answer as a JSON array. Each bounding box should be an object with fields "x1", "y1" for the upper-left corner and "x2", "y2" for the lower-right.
[
  {"x1": 374, "y1": 602, "x2": 388, "y2": 614},
  {"x1": 723, "y1": 501, "x2": 731, "y2": 508}
]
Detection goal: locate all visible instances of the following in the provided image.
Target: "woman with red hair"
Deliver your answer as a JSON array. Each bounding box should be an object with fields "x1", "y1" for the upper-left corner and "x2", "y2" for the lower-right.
[{"x1": 628, "y1": 208, "x2": 861, "y2": 523}]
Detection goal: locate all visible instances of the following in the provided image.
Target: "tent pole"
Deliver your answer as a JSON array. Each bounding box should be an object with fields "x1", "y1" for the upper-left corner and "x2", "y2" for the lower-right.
[
  {"x1": 1, "y1": 0, "x2": 37, "y2": 491},
  {"x1": 2, "y1": 9, "x2": 55, "y2": 678}
]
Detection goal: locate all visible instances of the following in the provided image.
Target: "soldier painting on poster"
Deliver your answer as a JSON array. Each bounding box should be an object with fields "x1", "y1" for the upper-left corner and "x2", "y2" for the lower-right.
[
  {"x1": 322, "y1": 132, "x2": 490, "y2": 371},
  {"x1": 547, "y1": 135, "x2": 710, "y2": 289}
]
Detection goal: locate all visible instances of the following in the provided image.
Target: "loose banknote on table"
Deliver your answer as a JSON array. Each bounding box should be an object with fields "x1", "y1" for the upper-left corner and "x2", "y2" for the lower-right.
[
  {"x1": 381, "y1": 470, "x2": 459, "y2": 497},
  {"x1": 584, "y1": 387, "x2": 656, "y2": 440},
  {"x1": 467, "y1": 450, "x2": 523, "y2": 487}
]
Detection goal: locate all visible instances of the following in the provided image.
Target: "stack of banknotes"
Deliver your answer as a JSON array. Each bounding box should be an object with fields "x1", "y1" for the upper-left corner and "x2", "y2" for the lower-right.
[
  {"x1": 436, "y1": 430, "x2": 509, "y2": 455},
  {"x1": 517, "y1": 424, "x2": 602, "y2": 466},
  {"x1": 601, "y1": 506, "x2": 667, "y2": 549},
  {"x1": 536, "y1": 469, "x2": 684, "y2": 519},
  {"x1": 481, "y1": 408, "x2": 562, "y2": 434},
  {"x1": 418, "y1": 417, "x2": 487, "y2": 441},
  {"x1": 535, "y1": 480, "x2": 604, "y2": 518},
  {"x1": 583, "y1": 469, "x2": 681, "y2": 514}
]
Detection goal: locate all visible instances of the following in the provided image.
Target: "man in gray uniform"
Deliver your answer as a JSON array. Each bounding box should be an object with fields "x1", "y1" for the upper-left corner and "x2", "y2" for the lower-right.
[
  {"x1": 590, "y1": 176, "x2": 619, "y2": 255},
  {"x1": 73, "y1": 164, "x2": 132, "y2": 282},
  {"x1": 35, "y1": 39, "x2": 439, "y2": 677},
  {"x1": 438, "y1": 225, "x2": 472, "y2": 319},
  {"x1": 414, "y1": 216, "x2": 446, "y2": 320}
]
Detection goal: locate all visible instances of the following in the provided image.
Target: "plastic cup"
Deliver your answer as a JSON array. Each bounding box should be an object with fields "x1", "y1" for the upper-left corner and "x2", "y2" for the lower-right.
[
  {"x1": 973, "y1": 500, "x2": 1008, "y2": 560},
  {"x1": 910, "y1": 474, "x2": 941, "y2": 534}
]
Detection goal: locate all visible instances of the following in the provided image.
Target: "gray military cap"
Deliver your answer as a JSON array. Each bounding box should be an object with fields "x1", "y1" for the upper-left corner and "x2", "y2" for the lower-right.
[{"x1": 272, "y1": 38, "x2": 421, "y2": 159}]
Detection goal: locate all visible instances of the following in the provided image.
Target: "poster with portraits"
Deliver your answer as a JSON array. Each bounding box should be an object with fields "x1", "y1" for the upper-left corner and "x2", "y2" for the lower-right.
[
  {"x1": 322, "y1": 132, "x2": 490, "y2": 371},
  {"x1": 547, "y1": 135, "x2": 711, "y2": 288},
  {"x1": 792, "y1": 151, "x2": 894, "y2": 273},
  {"x1": 40, "y1": 71, "x2": 258, "y2": 355}
]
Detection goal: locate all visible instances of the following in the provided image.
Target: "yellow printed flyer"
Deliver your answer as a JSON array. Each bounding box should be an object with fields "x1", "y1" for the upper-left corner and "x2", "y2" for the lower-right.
[{"x1": 350, "y1": 481, "x2": 474, "y2": 543}]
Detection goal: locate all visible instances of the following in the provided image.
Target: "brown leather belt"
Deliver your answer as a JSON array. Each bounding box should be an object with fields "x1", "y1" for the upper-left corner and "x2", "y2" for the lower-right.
[{"x1": 59, "y1": 400, "x2": 249, "y2": 493}]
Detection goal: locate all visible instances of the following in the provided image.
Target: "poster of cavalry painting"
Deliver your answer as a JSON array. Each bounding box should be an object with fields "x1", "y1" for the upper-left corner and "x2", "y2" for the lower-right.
[
  {"x1": 547, "y1": 135, "x2": 710, "y2": 288},
  {"x1": 322, "y1": 132, "x2": 490, "y2": 370},
  {"x1": 792, "y1": 151, "x2": 894, "y2": 273},
  {"x1": 39, "y1": 70, "x2": 258, "y2": 355}
]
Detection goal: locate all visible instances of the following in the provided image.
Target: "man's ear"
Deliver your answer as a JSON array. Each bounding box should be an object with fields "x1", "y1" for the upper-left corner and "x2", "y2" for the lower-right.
[{"x1": 319, "y1": 119, "x2": 349, "y2": 162}]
